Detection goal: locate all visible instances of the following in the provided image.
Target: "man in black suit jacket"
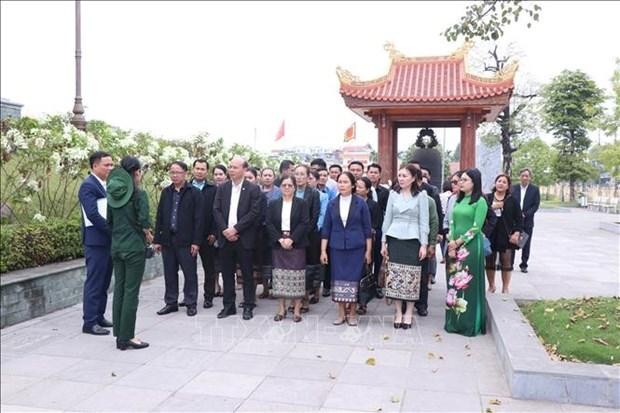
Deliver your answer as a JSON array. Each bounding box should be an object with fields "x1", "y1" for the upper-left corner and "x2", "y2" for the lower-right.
[
  {"x1": 190, "y1": 159, "x2": 218, "y2": 309},
  {"x1": 366, "y1": 163, "x2": 389, "y2": 297},
  {"x1": 511, "y1": 168, "x2": 541, "y2": 273},
  {"x1": 213, "y1": 156, "x2": 262, "y2": 320},
  {"x1": 154, "y1": 161, "x2": 204, "y2": 316}
]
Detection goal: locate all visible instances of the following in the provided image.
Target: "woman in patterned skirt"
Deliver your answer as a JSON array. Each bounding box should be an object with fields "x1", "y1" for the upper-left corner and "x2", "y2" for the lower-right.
[
  {"x1": 321, "y1": 172, "x2": 372, "y2": 326},
  {"x1": 266, "y1": 175, "x2": 309, "y2": 322},
  {"x1": 381, "y1": 164, "x2": 429, "y2": 329}
]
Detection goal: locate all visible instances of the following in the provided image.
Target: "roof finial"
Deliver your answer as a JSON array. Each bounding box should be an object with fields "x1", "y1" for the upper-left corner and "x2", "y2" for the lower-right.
[
  {"x1": 336, "y1": 66, "x2": 359, "y2": 84},
  {"x1": 450, "y1": 41, "x2": 474, "y2": 59},
  {"x1": 384, "y1": 41, "x2": 404, "y2": 60},
  {"x1": 496, "y1": 59, "x2": 519, "y2": 81}
]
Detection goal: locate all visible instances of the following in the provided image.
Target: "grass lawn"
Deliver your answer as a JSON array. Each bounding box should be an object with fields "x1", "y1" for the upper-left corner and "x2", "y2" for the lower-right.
[{"x1": 520, "y1": 297, "x2": 620, "y2": 365}]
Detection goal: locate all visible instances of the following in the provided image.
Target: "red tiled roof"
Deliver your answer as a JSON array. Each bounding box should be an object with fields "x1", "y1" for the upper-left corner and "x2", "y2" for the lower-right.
[{"x1": 338, "y1": 46, "x2": 515, "y2": 103}]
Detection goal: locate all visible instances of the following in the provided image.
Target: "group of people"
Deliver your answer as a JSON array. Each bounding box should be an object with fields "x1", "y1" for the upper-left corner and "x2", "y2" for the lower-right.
[{"x1": 78, "y1": 150, "x2": 540, "y2": 350}]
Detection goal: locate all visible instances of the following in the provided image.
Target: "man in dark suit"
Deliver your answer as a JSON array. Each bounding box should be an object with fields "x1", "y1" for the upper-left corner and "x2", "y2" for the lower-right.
[
  {"x1": 366, "y1": 163, "x2": 389, "y2": 297},
  {"x1": 213, "y1": 156, "x2": 262, "y2": 320},
  {"x1": 79, "y1": 151, "x2": 114, "y2": 335},
  {"x1": 189, "y1": 159, "x2": 218, "y2": 309},
  {"x1": 511, "y1": 168, "x2": 540, "y2": 273},
  {"x1": 153, "y1": 161, "x2": 204, "y2": 316}
]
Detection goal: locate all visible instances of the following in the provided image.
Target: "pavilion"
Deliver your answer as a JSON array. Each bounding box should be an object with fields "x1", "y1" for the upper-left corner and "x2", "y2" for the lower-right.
[{"x1": 337, "y1": 42, "x2": 517, "y2": 182}]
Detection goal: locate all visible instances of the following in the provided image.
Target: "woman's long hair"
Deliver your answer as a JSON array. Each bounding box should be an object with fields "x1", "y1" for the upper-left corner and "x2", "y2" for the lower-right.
[{"x1": 457, "y1": 168, "x2": 483, "y2": 205}]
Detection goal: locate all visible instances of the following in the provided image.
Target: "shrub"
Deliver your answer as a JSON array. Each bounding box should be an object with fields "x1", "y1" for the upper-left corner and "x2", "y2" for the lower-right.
[{"x1": 0, "y1": 218, "x2": 83, "y2": 273}]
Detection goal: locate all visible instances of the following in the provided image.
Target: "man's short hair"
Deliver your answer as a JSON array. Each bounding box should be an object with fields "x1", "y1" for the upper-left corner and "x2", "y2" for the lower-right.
[
  {"x1": 317, "y1": 167, "x2": 328, "y2": 174},
  {"x1": 279, "y1": 159, "x2": 295, "y2": 174},
  {"x1": 420, "y1": 167, "x2": 431, "y2": 177},
  {"x1": 310, "y1": 158, "x2": 327, "y2": 169},
  {"x1": 170, "y1": 160, "x2": 188, "y2": 172},
  {"x1": 193, "y1": 159, "x2": 209, "y2": 169},
  {"x1": 329, "y1": 164, "x2": 343, "y2": 173},
  {"x1": 348, "y1": 160, "x2": 364, "y2": 170},
  {"x1": 89, "y1": 151, "x2": 112, "y2": 169},
  {"x1": 367, "y1": 163, "x2": 382, "y2": 173},
  {"x1": 519, "y1": 168, "x2": 532, "y2": 176}
]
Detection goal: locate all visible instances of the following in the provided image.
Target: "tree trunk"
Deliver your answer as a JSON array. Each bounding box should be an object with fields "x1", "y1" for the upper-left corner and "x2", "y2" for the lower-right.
[{"x1": 569, "y1": 177, "x2": 576, "y2": 202}]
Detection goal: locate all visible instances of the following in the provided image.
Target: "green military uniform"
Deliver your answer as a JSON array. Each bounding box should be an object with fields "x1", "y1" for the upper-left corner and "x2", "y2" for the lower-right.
[{"x1": 107, "y1": 168, "x2": 151, "y2": 342}]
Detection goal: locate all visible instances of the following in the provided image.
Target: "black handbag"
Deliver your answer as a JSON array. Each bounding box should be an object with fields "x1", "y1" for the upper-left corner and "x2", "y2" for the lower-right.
[
  {"x1": 358, "y1": 264, "x2": 376, "y2": 305},
  {"x1": 515, "y1": 231, "x2": 529, "y2": 249}
]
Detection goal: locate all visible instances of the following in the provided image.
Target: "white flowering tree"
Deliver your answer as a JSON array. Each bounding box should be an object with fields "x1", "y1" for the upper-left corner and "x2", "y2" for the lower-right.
[{"x1": 0, "y1": 114, "x2": 270, "y2": 224}]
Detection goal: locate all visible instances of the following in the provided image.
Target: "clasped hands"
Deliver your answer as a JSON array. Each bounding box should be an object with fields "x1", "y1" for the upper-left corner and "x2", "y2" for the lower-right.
[
  {"x1": 222, "y1": 226, "x2": 239, "y2": 242},
  {"x1": 278, "y1": 238, "x2": 294, "y2": 250}
]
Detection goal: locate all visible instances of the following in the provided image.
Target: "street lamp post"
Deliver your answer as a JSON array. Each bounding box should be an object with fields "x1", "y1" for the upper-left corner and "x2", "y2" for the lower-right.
[{"x1": 70, "y1": 0, "x2": 86, "y2": 131}]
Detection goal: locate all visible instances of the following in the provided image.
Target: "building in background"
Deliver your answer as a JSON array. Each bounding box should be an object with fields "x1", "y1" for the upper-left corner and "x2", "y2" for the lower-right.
[{"x1": 0, "y1": 98, "x2": 23, "y2": 120}]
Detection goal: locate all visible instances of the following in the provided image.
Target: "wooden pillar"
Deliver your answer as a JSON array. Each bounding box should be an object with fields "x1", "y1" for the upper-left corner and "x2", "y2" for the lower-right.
[
  {"x1": 460, "y1": 112, "x2": 479, "y2": 169},
  {"x1": 377, "y1": 114, "x2": 396, "y2": 184}
]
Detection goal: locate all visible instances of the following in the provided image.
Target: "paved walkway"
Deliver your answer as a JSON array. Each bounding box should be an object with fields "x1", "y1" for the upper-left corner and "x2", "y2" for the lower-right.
[{"x1": 1, "y1": 208, "x2": 618, "y2": 412}]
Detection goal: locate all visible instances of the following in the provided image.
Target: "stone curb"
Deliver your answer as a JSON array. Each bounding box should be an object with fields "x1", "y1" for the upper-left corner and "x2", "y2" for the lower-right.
[
  {"x1": 486, "y1": 294, "x2": 620, "y2": 408},
  {"x1": 1, "y1": 257, "x2": 164, "y2": 328}
]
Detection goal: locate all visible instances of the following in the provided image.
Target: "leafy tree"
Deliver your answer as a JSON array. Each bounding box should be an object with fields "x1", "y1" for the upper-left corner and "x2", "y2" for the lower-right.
[
  {"x1": 597, "y1": 58, "x2": 620, "y2": 138},
  {"x1": 511, "y1": 137, "x2": 556, "y2": 198},
  {"x1": 442, "y1": 0, "x2": 541, "y2": 42},
  {"x1": 444, "y1": 2, "x2": 543, "y2": 176},
  {"x1": 541, "y1": 70, "x2": 606, "y2": 201}
]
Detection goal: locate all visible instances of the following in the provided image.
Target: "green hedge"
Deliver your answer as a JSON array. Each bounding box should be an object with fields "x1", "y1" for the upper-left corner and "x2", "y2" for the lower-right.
[{"x1": 0, "y1": 219, "x2": 83, "y2": 274}]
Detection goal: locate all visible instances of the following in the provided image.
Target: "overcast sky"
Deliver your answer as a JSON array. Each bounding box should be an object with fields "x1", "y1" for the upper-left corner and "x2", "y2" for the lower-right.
[{"x1": 1, "y1": 1, "x2": 619, "y2": 153}]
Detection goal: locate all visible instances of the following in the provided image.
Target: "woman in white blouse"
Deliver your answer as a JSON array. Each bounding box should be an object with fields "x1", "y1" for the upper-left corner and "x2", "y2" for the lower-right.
[{"x1": 381, "y1": 164, "x2": 429, "y2": 329}]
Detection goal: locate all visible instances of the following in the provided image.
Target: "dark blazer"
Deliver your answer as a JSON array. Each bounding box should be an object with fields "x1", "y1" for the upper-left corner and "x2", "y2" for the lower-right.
[
  {"x1": 299, "y1": 187, "x2": 321, "y2": 233},
  {"x1": 321, "y1": 194, "x2": 372, "y2": 251},
  {"x1": 196, "y1": 181, "x2": 217, "y2": 243},
  {"x1": 485, "y1": 193, "x2": 523, "y2": 236},
  {"x1": 374, "y1": 185, "x2": 389, "y2": 215},
  {"x1": 213, "y1": 179, "x2": 262, "y2": 249},
  {"x1": 511, "y1": 184, "x2": 540, "y2": 228},
  {"x1": 366, "y1": 197, "x2": 381, "y2": 231},
  {"x1": 153, "y1": 182, "x2": 204, "y2": 247},
  {"x1": 266, "y1": 197, "x2": 309, "y2": 249},
  {"x1": 78, "y1": 174, "x2": 111, "y2": 247}
]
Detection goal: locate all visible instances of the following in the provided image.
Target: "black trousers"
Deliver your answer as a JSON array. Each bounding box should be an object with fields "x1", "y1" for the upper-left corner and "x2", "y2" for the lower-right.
[
  {"x1": 198, "y1": 243, "x2": 217, "y2": 301},
  {"x1": 512, "y1": 226, "x2": 534, "y2": 268},
  {"x1": 373, "y1": 229, "x2": 383, "y2": 281},
  {"x1": 162, "y1": 242, "x2": 198, "y2": 307},
  {"x1": 220, "y1": 241, "x2": 254, "y2": 309},
  {"x1": 416, "y1": 257, "x2": 430, "y2": 311}
]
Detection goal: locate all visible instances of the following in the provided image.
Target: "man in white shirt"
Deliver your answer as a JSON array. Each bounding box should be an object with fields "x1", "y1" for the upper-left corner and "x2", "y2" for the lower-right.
[
  {"x1": 213, "y1": 156, "x2": 262, "y2": 320},
  {"x1": 511, "y1": 168, "x2": 540, "y2": 273}
]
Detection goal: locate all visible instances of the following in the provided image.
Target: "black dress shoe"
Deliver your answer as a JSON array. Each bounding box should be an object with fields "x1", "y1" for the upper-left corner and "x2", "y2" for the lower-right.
[
  {"x1": 117, "y1": 339, "x2": 149, "y2": 350},
  {"x1": 417, "y1": 308, "x2": 428, "y2": 317},
  {"x1": 82, "y1": 325, "x2": 110, "y2": 335},
  {"x1": 203, "y1": 300, "x2": 213, "y2": 309},
  {"x1": 322, "y1": 289, "x2": 331, "y2": 297},
  {"x1": 98, "y1": 318, "x2": 113, "y2": 328},
  {"x1": 217, "y1": 307, "x2": 237, "y2": 319},
  {"x1": 187, "y1": 306, "x2": 197, "y2": 316},
  {"x1": 242, "y1": 307, "x2": 253, "y2": 320},
  {"x1": 520, "y1": 265, "x2": 528, "y2": 273},
  {"x1": 376, "y1": 290, "x2": 384, "y2": 299},
  {"x1": 156, "y1": 304, "x2": 178, "y2": 315}
]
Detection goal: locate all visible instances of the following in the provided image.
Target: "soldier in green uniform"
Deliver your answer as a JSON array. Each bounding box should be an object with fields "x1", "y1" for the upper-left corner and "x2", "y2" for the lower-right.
[{"x1": 107, "y1": 156, "x2": 153, "y2": 350}]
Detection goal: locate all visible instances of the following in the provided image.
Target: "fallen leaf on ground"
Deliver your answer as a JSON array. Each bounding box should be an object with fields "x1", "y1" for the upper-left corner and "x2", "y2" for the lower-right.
[
  {"x1": 489, "y1": 399, "x2": 502, "y2": 405},
  {"x1": 438, "y1": 356, "x2": 444, "y2": 360},
  {"x1": 316, "y1": 355, "x2": 323, "y2": 359},
  {"x1": 577, "y1": 338, "x2": 586, "y2": 343},
  {"x1": 328, "y1": 372, "x2": 336, "y2": 379},
  {"x1": 390, "y1": 396, "x2": 400, "y2": 403},
  {"x1": 367, "y1": 345, "x2": 375, "y2": 351},
  {"x1": 466, "y1": 353, "x2": 472, "y2": 357},
  {"x1": 593, "y1": 338, "x2": 609, "y2": 346},
  {"x1": 111, "y1": 372, "x2": 116, "y2": 377},
  {"x1": 486, "y1": 408, "x2": 493, "y2": 413},
  {"x1": 431, "y1": 368, "x2": 439, "y2": 373},
  {"x1": 383, "y1": 335, "x2": 390, "y2": 341},
  {"x1": 464, "y1": 344, "x2": 471, "y2": 350},
  {"x1": 427, "y1": 352, "x2": 436, "y2": 359},
  {"x1": 366, "y1": 357, "x2": 376, "y2": 366}
]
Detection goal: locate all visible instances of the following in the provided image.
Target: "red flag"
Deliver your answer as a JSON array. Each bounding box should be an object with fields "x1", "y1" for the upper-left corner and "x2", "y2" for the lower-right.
[
  {"x1": 344, "y1": 122, "x2": 356, "y2": 142},
  {"x1": 275, "y1": 120, "x2": 285, "y2": 141}
]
